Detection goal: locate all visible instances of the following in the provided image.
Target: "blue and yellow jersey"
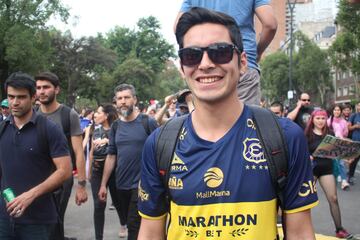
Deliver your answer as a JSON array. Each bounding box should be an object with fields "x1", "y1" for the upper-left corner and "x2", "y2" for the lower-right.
[{"x1": 138, "y1": 105, "x2": 318, "y2": 240}]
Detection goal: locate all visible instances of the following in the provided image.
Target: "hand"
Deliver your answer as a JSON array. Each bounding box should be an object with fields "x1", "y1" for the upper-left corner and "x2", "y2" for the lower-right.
[
  {"x1": 98, "y1": 185, "x2": 107, "y2": 202},
  {"x1": 297, "y1": 99, "x2": 303, "y2": 108},
  {"x1": 310, "y1": 155, "x2": 314, "y2": 161},
  {"x1": 6, "y1": 190, "x2": 36, "y2": 218},
  {"x1": 75, "y1": 185, "x2": 88, "y2": 205},
  {"x1": 164, "y1": 94, "x2": 177, "y2": 107},
  {"x1": 93, "y1": 138, "x2": 108, "y2": 148}
]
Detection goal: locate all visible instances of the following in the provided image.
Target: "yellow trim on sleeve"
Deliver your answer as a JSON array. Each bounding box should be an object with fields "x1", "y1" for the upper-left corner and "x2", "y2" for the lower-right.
[
  {"x1": 138, "y1": 211, "x2": 167, "y2": 220},
  {"x1": 283, "y1": 200, "x2": 319, "y2": 214}
]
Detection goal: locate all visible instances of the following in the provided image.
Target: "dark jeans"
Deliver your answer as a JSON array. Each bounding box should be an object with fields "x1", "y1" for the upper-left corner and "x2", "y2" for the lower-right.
[
  {"x1": 348, "y1": 156, "x2": 360, "y2": 178},
  {"x1": 117, "y1": 188, "x2": 141, "y2": 240},
  {"x1": 0, "y1": 218, "x2": 51, "y2": 240},
  {"x1": 48, "y1": 176, "x2": 74, "y2": 240},
  {"x1": 90, "y1": 160, "x2": 123, "y2": 240}
]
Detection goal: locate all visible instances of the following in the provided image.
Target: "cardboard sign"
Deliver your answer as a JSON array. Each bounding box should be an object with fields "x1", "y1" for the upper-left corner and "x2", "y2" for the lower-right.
[{"x1": 313, "y1": 135, "x2": 360, "y2": 160}]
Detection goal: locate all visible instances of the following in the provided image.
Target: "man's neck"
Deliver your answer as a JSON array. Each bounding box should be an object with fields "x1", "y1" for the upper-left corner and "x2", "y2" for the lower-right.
[
  {"x1": 14, "y1": 110, "x2": 33, "y2": 129},
  {"x1": 191, "y1": 96, "x2": 243, "y2": 142},
  {"x1": 40, "y1": 101, "x2": 60, "y2": 114}
]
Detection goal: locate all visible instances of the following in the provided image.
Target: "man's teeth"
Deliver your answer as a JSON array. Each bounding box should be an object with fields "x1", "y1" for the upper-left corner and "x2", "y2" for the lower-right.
[{"x1": 198, "y1": 77, "x2": 219, "y2": 83}]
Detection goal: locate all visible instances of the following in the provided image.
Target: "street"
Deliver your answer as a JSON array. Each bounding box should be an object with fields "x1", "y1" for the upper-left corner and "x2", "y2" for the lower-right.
[{"x1": 64, "y1": 169, "x2": 360, "y2": 240}]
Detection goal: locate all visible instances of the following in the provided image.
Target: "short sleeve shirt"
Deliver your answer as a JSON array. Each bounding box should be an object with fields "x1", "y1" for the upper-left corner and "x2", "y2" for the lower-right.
[
  {"x1": 349, "y1": 113, "x2": 360, "y2": 141},
  {"x1": 180, "y1": 0, "x2": 270, "y2": 71},
  {"x1": 138, "y1": 106, "x2": 318, "y2": 240},
  {"x1": 38, "y1": 104, "x2": 82, "y2": 136},
  {"x1": 108, "y1": 114, "x2": 158, "y2": 190},
  {"x1": 0, "y1": 112, "x2": 69, "y2": 224}
]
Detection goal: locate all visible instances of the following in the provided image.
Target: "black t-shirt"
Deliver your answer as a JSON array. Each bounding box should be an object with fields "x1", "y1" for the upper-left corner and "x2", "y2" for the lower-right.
[
  {"x1": 92, "y1": 127, "x2": 110, "y2": 160},
  {"x1": 294, "y1": 106, "x2": 314, "y2": 129}
]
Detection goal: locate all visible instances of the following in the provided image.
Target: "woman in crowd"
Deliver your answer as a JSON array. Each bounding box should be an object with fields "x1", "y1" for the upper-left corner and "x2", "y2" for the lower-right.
[
  {"x1": 327, "y1": 104, "x2": 350, "y2": 190},
  {"x1": 304, "y1": 109, "x2": 352, "y2": 239},
  {"x1": 89, "y1": 104, "x2": 127, "y2": 239}
]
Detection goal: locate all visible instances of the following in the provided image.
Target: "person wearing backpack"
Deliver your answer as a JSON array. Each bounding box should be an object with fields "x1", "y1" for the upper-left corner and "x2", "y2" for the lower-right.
[
  {"x1": 98, "y1": 84, "x2": 158, "y2": 240},
  {"x1": 35, "y1": 72, "x2": 88, "y2": 240},
  {"x1": 0, "y1": 72, "x2": 72, "y2": 239},
  {"x1": 137, "y1": 8, "x2": 318, "y2": 240}
]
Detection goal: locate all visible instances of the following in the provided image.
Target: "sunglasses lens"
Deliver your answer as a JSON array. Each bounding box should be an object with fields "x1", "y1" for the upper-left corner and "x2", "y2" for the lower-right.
[
  {"x1": 179, "y1": 48, "x2": 203, "y2": 66},
  {"x1": 208, "y1": 44, "x2": 233, "y2": 64}
]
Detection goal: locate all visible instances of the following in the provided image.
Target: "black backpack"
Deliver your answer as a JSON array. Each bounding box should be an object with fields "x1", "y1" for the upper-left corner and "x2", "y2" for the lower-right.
[
  {"x1": 155, "y1": 106, "x2": 288, "y2": 238},
  {"x1": 111, "y1": 113, "x2": 152, "y2": 136}
]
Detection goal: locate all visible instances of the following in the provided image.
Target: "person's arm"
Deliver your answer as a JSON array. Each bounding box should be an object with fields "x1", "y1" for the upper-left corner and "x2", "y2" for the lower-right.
[
  {"x1": 7, "y1": 155, "x2": 72, "y2": 217},
  {"x1": 71, "y1": 135, "x2": 88, "y2": 205},
  {"x1": 138, "y1": 217, "x2": 167, "y2": 240},
  {"x1": 155, "y1": 94, "x2": 177, "y2": 125},
  {"x1": 284, "y1": 210, "x2": 316, "y2": 240},
  {"x1": 348, "y1": 115, "x2": 360, "y2": 131},
  {"x1": 98, "y1": 154, "x2": 116, "y2": 202},
  {"x1": 255, "y1": 4, "x2": 278, "y2": 62},
  {"x1": 82, "y1": 126, "x2": 91, "y2": 149},
  {"x1": 287, "y1": 100, "x2": 302, "y2": 121}
]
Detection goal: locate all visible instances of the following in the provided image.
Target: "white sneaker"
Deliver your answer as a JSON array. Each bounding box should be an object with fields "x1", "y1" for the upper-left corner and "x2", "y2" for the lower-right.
[{"x1": 118, "y1": 225, "x2": 128, "y2": 238}]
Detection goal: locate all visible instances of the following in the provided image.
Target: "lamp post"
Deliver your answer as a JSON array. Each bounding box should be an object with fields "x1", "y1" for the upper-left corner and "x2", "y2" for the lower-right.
[{"x1": 287, "y1": 0, "x2": 297, "y2": 105}]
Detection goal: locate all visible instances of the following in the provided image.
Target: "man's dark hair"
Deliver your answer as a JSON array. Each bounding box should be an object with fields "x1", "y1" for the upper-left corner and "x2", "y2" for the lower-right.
[
  {"x1": 5, "y1": 72, "x2": 36, "y2": 97},
  {"x1": 114, "y1": 84, "x2": 136, "y2": 96},
  {"x1": 270, "y1": 101, "x2": 284, "y2": 113},
  {"x1": 342, "y1": 103, "x2": 352, "y2": 110},
  {"x1": 175, "y1": 7, "x2": 243, "y2": 52},
  {"x1": 34, "y1": 71, "x2": 60, "y2": 87}
]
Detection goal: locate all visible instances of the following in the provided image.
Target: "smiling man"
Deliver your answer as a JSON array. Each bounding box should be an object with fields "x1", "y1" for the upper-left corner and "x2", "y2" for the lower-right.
[{"x1": 138, "y1": 8, "x2": 318, "y2": 240}]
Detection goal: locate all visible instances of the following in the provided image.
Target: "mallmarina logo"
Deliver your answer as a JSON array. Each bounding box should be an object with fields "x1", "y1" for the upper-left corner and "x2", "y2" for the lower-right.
[
  {"x1": 204, "y1": 167, "x2": 223, "y2": 188},
  {"x1": 196, "y1": 190, "x2": 230, "y2": 199}
]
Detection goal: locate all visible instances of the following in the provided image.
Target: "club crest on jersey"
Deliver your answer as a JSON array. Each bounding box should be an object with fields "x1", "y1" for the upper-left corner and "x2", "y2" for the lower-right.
[{"x1": 243, "y1": 138, "x2": 266, "y2": 164}]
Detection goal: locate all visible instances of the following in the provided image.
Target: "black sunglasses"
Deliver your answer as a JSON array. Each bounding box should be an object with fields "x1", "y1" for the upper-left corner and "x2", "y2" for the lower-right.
[{"x1": 178, "y1": 43, "x2": 241, "y2": 66}]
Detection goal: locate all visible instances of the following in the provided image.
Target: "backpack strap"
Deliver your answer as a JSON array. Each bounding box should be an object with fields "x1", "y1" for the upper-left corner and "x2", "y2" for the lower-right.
[
  {"x1": 156, "y1": 115, "x2": 187, "y2": 199},
  {"x1": 36, "y1": 114, "x2": 50, "y2": 157},
  {"x1": 141, "y1": 114, "x2": 151, "y2": 135},
  {"x1": 0, "y1": 120, "x2": 7, "y2": 137},
  {"x1": 249, "y1": 105, "x2": 288, "y2": 209},
  {"x1": 60, "y1": 105, "x2": 71, "y2": 138}
]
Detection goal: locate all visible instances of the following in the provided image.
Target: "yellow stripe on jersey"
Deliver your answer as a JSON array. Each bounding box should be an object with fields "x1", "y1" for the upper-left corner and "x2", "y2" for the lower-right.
[
  {"x1": 138, "y1": 211, "x2": 167, "y2": 220},
  {"x1": 283, "y1": 200, "x2": 319, "y2": 214},
  {"x1": 167, "y1": 199, "x2": 278, "y2": 240}
]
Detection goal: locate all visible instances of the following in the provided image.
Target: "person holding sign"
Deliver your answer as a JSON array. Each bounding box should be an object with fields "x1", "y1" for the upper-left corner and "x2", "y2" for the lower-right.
[{"x1": 304, "y1": 109, "x2": 353, "y2": 239}]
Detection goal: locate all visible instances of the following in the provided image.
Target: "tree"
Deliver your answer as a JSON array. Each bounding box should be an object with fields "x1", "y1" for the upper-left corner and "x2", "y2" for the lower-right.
[
  {"x1": 292, "y1": 32, "x2": 332, "y2": 106},
  {"x1": 49, "y1": 31, "x2": 117, "y2": 106},
  {"x1": 329, "y1": 0, "x2": 360, "y2": 99},
  {"x1": 0, "y1": 0, "x2": 69, "y2": 98},
  {"x1": 260, "y1": 52, "x2": 289, "y2": 102}
]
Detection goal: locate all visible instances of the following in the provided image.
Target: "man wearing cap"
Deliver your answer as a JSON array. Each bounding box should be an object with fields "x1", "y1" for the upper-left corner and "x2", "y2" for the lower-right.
[{"x1": 0, "y1": 99, "x2": 10, "y2": 121}]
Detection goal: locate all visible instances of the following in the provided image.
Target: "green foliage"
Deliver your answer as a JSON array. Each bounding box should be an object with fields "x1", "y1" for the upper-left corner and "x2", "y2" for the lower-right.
[
  {"x1": 0, "y1": 0, "x2": 69, "y2": 98},
  {"x1": 329, "y1": 0, "x2": 360, "y2": 76},
  {"x1": 260, "y1": 52, "x2": 289, "y2": 101},
  {"x1": 261, "y1": 32, "x2": 332, "y2": 106}
]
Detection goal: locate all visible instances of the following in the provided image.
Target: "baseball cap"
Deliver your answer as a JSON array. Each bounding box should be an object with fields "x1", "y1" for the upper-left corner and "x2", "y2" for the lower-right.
[{"x1": 1, "y1": 99, "x2": 8, "y2": 108}]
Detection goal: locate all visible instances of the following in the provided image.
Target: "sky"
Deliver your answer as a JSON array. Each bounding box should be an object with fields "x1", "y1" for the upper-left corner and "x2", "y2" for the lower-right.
[{"x1": 50, "y1": 0, "x2": 183, "y2": 47}]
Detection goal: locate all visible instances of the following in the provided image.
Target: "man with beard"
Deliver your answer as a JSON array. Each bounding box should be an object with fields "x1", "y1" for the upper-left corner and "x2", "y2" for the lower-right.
[
  {"x1": 287, "y1": 92, "x2": 314, "y2": 129},
  {"x1": 35, "y1": 72, "x2": 88, "y2": 240},
  {"x1": 98, "y1": 84, "x2": 157, "y2": 240}
]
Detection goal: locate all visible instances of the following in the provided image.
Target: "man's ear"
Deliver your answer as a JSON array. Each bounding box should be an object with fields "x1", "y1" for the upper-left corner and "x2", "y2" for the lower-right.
[
  {"x1": 239, "y1": 52, "x2": 248, "y2": 75},
  {"x1": 55, "y1": 86, "x2": 60, "y2": 95}
]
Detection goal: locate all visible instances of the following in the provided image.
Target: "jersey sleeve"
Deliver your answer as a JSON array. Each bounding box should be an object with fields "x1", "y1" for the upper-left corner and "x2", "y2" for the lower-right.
[
  {"x1": 138, "y1": 128, "x2": 168, "y2": 219},
  {"x1": 107, "y1": 121, "x2": 118, "y2": 155},
  {"x1": 255, "y1": 0, "x2": 270, "y2": 9},
  {"x1": 69, "y1": 109, "x2": 83, "y2": 136},
  {"x1": 46, "y1": 120, "x2": 70, "y2": 158},
  {"x1": 279, "y1": 118, "x2": 319, "y2": 213}
]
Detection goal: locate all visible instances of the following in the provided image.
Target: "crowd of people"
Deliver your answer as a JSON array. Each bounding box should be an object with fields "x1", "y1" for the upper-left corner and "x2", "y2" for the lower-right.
[{"x1": 0, "y1": 3, "x2": 359, "y2": 240}]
